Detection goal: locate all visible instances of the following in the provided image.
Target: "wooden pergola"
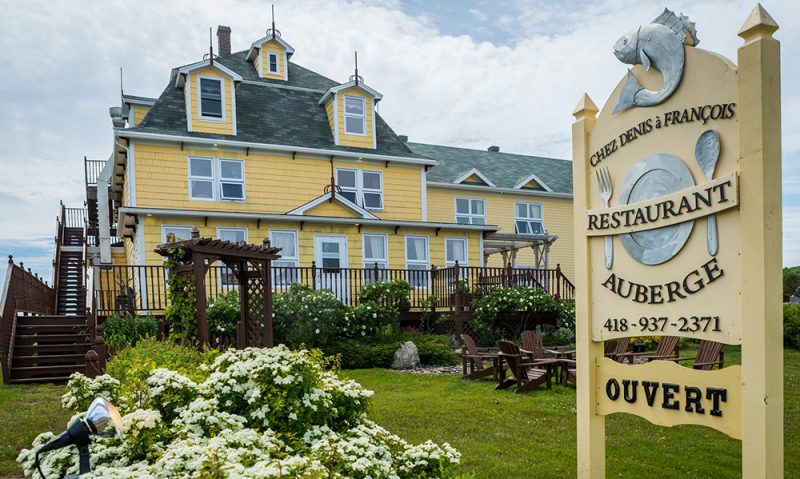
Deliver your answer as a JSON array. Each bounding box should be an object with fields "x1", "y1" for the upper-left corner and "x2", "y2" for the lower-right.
[
  {"x1": 155, "y1": 227, "x2": 281, "y2": 348},
  {"x1": 482, "y1": 233, "x2": 559, "y2": 268}
]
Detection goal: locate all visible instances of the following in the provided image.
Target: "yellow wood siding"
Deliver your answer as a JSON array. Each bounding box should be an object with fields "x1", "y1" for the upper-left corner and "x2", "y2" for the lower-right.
[
  {"x1": 259, "y1": 40, "x2": 286, "y2": 80},
  {"x1": 336, "y1": 88, "x2": 374, "y2": 149},
  {"x1": 131, "y1": 143, "x2": 423, "y2": 221},
  {"x1": 427, "y1": 186, "x2": 575, "y2": 280},
  {"x1": 304, "y1": 200, "x2": 360, "y2": 218},
  {"x1": 140, "y1": 215, "x2": 480, "y2": 271},
  {"x1": 187, "y1": 67, "x2": 235, "y2": 135},
  {"x1": 131, "y1": 105, "x2": 150, "y2": 126}
]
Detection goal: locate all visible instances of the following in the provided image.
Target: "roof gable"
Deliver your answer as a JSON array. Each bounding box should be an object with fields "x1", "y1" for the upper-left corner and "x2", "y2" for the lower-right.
[
  {"x1": 319, "y1": 80, "x2": 383, "y2": 105},
  {"x1": 514, "y1": 173, "x2": 552, "y2": 192},
  {"x1": 454, "y1": 168, "x2": 495, "y2": 187},
  {"x1": 287, "y1": 192, "x2": 379, "y2": 219},
  {"x1": 175, "y1": 60, "x2": 243, "y2": 88},
  {"x1": 246, "y1": 34, "x2": 295, "y2": 61}
]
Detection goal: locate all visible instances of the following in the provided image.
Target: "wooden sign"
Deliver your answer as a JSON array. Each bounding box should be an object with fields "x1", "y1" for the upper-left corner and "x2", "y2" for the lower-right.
[{"x1": 572, "y1": 5, "x2": 783, "y2": 478}]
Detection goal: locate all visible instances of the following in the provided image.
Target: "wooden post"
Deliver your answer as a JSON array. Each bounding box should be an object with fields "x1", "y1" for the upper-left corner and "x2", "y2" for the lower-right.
[
  {"x1": 555, "y1": 263, "x2": 562, "y2": 300},
  {"x1": 84, "y1": 350, "x2": 101, "y2": 379},
  {"x1": 430, "y1": 265, "x2": 438, "y2": 312},
  {"x1": 572, "y1": 93, "x2": 604, "y2": 478},
  {"x1": 311, "y1": 260, "x2": 317, "y2": 290},
  {"x1": 193, "y1": 254, "x2": 210, "y2": 347},
  {"x1": 264, "y1": 259, "x2": 274, "y2": 347},
  {"x1": 237, "y1": 260, "x2": 248, "y2": 348},
  {"x1": 373, "y1": 262, "x2": 380, "y2": 283},
  {"x1": 737, "y1": 5, "x2": 783, "y2": 478}
]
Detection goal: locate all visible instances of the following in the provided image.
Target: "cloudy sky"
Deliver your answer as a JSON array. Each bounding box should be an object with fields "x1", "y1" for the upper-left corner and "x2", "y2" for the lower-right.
[{"x1": 0, "y1": 0, "x2": 797, "y2": 286}]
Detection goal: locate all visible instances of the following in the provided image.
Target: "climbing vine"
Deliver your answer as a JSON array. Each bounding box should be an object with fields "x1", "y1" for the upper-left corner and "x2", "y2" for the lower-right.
[{"x1": 163, "y1": 247, "x2": 197, "y2": 345}]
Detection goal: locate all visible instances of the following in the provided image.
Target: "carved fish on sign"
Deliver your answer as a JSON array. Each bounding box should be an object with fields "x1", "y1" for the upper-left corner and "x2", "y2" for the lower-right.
[{"x1": 612, "y1": 9, "x2": 699, "y2": 114}]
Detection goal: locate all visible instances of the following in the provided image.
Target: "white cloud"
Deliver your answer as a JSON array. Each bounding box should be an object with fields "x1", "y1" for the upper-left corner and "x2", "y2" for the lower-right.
[
  {"x1": 469, "y1": 8, "x2": 488, "y2": 22},
  {"x1": 0, "y1": 0, "x2": 799, "y2": 273}
]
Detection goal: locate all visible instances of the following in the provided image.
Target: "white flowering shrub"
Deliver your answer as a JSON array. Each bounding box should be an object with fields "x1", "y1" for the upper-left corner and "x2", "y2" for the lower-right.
[
  {"x1": 19, "y1": 345, "x2": 462, "y2": 478},
  {"x1": 61, "y1": 373, "x2": 121, "y2": 412},
  {"x1": 272, "y1": 284, "x2": 347, "y2": 347}
]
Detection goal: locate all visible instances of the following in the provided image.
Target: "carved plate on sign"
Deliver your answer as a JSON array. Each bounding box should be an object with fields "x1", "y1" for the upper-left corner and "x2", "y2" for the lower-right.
[{"x1": 619, "y1": 153, "x2": 695, "y2": 265}]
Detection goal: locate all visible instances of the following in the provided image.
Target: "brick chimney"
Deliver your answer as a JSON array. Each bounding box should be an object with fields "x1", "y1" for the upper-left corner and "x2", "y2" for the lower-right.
[{"x1": 216, "y1": 25, "x2": 232, "y2": 57}]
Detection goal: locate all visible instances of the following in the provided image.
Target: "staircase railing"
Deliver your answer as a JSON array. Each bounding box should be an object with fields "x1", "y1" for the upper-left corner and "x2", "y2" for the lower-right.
[
  {"x1": 0, "y1": 257, "x2": 56, "y2": 383},
  {"x1": 51, "y1": 202, "x2": 66, "y2": 309}
]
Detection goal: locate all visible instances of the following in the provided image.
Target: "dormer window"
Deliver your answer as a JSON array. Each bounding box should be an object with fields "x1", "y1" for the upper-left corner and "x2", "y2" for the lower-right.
[
  {"x1": 199, "y1": 77, "x2": 223, "y2": 119},
  {"x1": 268, "y1": 53, "x2": 279, "y2": 73},
  {"x1": 344, "y1": 95, "x2": 366, "y2": 135}
]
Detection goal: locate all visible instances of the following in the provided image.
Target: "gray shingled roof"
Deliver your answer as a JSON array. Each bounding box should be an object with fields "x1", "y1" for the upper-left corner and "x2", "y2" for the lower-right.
[
  {"x1": 407, "y1": 142, "x2": 573, "y2": 195},
  {"x1": 128, "y1": 51, "x2": 424, "y2": 159}
]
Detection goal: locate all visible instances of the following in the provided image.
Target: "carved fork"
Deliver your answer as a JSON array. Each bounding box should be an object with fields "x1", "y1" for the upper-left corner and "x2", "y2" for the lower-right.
[{"x1": 596, "y1": 167, "x2": 613, "y2": 269}]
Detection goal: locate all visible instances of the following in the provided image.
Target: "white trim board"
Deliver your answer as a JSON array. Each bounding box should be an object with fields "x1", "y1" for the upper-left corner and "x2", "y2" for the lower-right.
[
  {"x1": 286, "y1": 191, "x2": 379, "y2": 220},
  {"x1": 453, "y1": 168, "x2": 496, "y2": 187},
  {"x1": 513, "y1": 172, "x2": 553, "y2": 192},
  {"x1": 427, "y1": 181, "x2": 572, "y2": 199}
]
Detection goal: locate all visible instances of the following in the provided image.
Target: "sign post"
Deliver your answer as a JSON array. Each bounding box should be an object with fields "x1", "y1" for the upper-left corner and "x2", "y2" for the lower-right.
[{"x1": 572, "y1": 5, "x2": 782, "y2": 478}]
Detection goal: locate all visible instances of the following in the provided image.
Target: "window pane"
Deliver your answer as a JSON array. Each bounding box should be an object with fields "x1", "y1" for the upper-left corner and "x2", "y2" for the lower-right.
[
  {"x1": 191, "y1": 180, "x2": 213, "y2": 199},
  {"x1": 345, "y1": 96, "x2": 364, "y2": 115},
  {"x1": 530, "y1": 221, "x2": 544, "y2": 234},
  {"x1": 337, "y1": 170, "x2": 356, "y2": 188},
  {"x1": 363, "y1": 193, "x2": 382, "y2": 209},
  {"x1": 322, "y1": 242, "x2": 339, "y2": 253},
  {"x1": 190, "y1": 158, "x2": 213, "y2": 177},
  {"x1": 165, "y1": 227, "x2": 192, "y2": 242},
  {"x1": 345, "y1": 116, "x2": 364, "y2": 134},
  {"x1": 322, "y1": 257, "x2": 340, "y2": 269},
  {"x1": 340, "y1": 190, "x2": 358, "y2": 204},
  {"x1": 516, "y1": 220, "x2": 529, "y2": 234},
  {"x1": 447, "y1": 239, "x2": 466, "y2": 263},
  {"x1": 530, "y1": 204, "x2": 543, "y2": 219},
  {"x1": 456, "y1": 216, "x2": 470, "y2": 225},
  {"x1": 472, "y1": 200, "x2": 484, "y2": 215},
  {"x1": 516, "y1": 203, "x2": 527, "y2": 218},
  {"x1": 456, "y1": 198, "x2": 469, "y2": 214},
  {"x1": 362, "y1": 171, "x2": 381, "y2": 190},
  {"x1": 269, "y1": 54, "x2": 278, "y2": 72},
  {"x1": 220, "y1": 160, "x2": 242, "y2": 179},
  {"x1": 364, "y1": 235, "x2": 386, "y2": 261},
  {"x1": 472, "y1": 217, "x2": 485, "y2": 225},
  {"x1": 200, "y1": 78, "x2": 222, "y2": 117},
  {"x1": 219, "y1": 229, "x2": 246, "y2": 243},
  {"x1": 271, "y1": 232, "x2": 296, "y2": 258},
  {"x1": 406, "y1": 237, "x2": 427, "y2": 261},
  {"x1": 221, "y1": 182, "x2": 244, "y2": 199}
]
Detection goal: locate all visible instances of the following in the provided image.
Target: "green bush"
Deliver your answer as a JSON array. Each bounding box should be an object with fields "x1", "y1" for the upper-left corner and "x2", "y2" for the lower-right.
[
  {"x1": 273, "y1": 283, "x2": 347, "y2": 347},
  {"x1": 341, "y1": 302, "x2": 400, "y2": 339},
  {"x1": 785, "y1": 303, "x2": 800, "y2": 348},
  {"x1": 103, "y1": 313, "x2": 158, "y2": 347},
  {"x1": 359, "y1": 279, "x2": 413, "y2": 310},
  {"x1": 206, "y1": 290, "x2": 240, "y2": 337},
  {"x1": 105, "y1": 337, "x2": 219, "y2": 410},
  {"x1": 322, "y1": 334, "x2": 456, "y2": 369}
]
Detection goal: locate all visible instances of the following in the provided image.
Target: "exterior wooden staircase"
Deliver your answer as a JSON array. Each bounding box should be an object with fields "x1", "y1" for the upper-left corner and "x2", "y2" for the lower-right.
[{"x1": 1, "y1": 204, "x2": 93, "y2": 384}]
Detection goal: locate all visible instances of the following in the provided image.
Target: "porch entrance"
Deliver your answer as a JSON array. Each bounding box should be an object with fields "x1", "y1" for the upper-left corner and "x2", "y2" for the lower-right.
[{"x1": 313, "y1": 235, "x2": 349, "y2": 302}]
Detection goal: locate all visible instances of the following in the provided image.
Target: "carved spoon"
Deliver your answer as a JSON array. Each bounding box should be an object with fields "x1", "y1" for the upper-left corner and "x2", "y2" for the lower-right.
[{"x1": 695, "y1": 129, "x2": 721, "y2": 256}]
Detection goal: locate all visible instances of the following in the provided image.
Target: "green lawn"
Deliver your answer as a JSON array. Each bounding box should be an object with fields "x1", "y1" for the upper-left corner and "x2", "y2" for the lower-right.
[
  {"x1": 345, "y1": 346, "x2": 800, "y2": 479},
  {"x1": 1, "y1": 347, "x2": 796, "y2": 478},
  {"x1": 0, "y1": 382, "x2": 71, "y2": 478}
]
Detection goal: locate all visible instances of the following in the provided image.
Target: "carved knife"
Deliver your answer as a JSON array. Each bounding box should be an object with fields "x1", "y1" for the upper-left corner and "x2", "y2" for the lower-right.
[{"x1": 695, "y1": 130, "x2": 720, "y2": 256}]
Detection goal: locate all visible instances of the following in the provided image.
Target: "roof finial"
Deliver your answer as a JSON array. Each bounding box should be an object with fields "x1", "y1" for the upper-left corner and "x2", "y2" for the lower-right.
[
  {"x1": 119, "y1": 66, "x2": 124, "y2": 109},
  {"x1": 209, "y1": 27, "x2": 214, "y2": 65},
  {"x1": 349, "y1": 51, "x2": 363, "y2": 86},
  {"x1": 272, "y1": 4, "x2": 276, "y2": 38}
]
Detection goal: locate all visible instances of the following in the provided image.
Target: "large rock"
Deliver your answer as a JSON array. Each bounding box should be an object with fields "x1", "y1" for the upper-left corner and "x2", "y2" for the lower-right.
[{"x1": 391, "y1": 341, "x2": 420, "y2": 369}]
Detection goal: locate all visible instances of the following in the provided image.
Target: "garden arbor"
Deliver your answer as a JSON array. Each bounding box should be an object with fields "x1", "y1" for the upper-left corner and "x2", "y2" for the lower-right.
[{"x1": 155, "y1": 227, "x2": 281, "y2": 347}]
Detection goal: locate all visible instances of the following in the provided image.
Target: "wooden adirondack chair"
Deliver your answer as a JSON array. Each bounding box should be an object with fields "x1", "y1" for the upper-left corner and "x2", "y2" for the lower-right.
[
  {"x1": 460, "y1": 334, "x2": 505, "y2": 381},
  {"x1": 666, "y1": 340, "x2": 724, "y2": 370},
  {"x1": 618, "y1": 336, "x2": 679, "y2": 364},
  {"x1": 520, "y1": 330, "x2": 562, "y2": 378},
  {"x1": 560, "y1": 358, "x2": 576, "y2": 385},
  {"x1": 496, "y1": 340, "x2": 551, "y2": 393},
  {"x1": 604, "y1": 337, "x2": 631, "y2": 363}
]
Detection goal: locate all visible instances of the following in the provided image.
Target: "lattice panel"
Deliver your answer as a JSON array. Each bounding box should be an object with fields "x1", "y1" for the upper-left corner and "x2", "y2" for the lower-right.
[{"x1": 245, "y1": 276, "x2": 268, "y2": 347}]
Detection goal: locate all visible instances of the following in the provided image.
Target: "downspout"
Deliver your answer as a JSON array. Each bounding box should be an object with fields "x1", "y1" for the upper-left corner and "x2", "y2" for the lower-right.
[{"x1": 97, "y1": 154, "x2": 116, "y2": 264}]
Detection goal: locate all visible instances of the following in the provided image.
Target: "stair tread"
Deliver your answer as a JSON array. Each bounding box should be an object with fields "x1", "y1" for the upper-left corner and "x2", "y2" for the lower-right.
[
  {"x1": 8, "y1": 376, "x2": 71, "y2": 384},
  {"x1": 12, "y1": 364, "x2": 83, "y2": 372}
]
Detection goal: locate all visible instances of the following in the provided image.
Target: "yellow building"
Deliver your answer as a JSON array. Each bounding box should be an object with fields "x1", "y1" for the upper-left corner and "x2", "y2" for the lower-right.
[{"x1": 90, "y1": 23, "x2": 574, "y2": 307}]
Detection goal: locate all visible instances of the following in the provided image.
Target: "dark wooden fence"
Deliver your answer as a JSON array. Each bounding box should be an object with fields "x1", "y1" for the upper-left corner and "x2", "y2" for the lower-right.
[
  {"x1": 0, "y1": 257, "x2": 57, "y2": 383},
  {"x1": 93, "y1": 262, "x2": 573, "y2": 317}
]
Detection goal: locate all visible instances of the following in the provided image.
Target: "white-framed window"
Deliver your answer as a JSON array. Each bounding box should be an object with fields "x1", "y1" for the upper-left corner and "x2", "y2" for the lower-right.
[
  {"x1": 199, "y1": 76, "x2": 223, "y2": 119},
  {"x1": 515, "y1": 202, "x2": 545, "y2": 235},
  {"x1": 188, "y1": 156, "x2": 245, "y2": 202},
  {"x1": 405, "y1": 235, "x2": 429, "y2": 289},
  {"x1": 343, "y1": 95, "x2": 366, "y2": 135},
  {"x1": 455, "y1": 198, "x2": 486, "y2": 225},
  {"x1": 162, "y1": 225, "x2": 193, "y2": 243},
  {"x1": 217, "y1": 228, "x2": 247, "y2": 287},
  {"x1": 445, "y1": 237, "x2": 468, "y2": 268},
  {"x1": 363, "y1": 233, "x2": 388, "y2": 283},
  {"x1": 268, "y1": 52, "x2": 279, "y2": 74},
  {"x1": 336, "y1": 168, "x2": 383, "y2": 210},
  {"x1": 270, "y1": 230, "x2": 299, "y2": 286}
]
